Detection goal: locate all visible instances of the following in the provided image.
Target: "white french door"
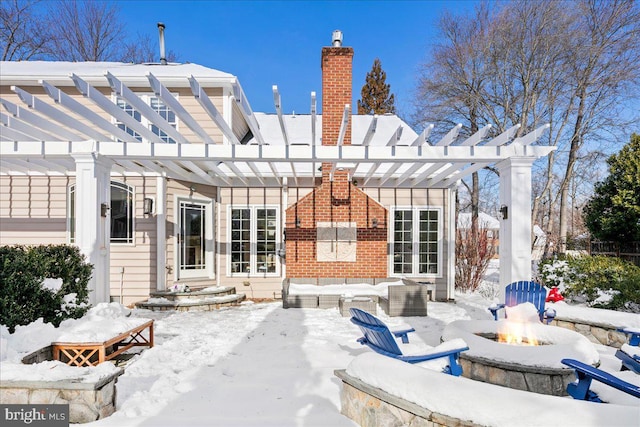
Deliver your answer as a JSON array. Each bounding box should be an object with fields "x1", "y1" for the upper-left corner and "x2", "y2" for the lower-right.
[{"x1": 177, "y1": 198, "x2": 213, "y2": 280}]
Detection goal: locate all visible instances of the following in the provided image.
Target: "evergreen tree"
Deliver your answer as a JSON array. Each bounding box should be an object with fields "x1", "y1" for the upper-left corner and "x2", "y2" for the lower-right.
[
  {"x1": 584, "y1": 134, "x2": 640, "y2": 243},
  {"x1": 357, "y1": 58, "x2": 396, "y2": 115}
]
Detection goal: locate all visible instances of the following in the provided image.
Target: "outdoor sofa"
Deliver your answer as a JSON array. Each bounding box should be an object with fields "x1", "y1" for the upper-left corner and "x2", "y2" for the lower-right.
[{"x1": 282, "y1": 278, "x2": 434, "y2": 316}]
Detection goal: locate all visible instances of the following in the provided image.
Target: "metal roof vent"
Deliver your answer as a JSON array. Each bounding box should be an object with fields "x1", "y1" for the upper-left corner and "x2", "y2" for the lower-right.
[
  {"x1": 157, "y1": 22, "x2": 167, "y2": 65},
  {"x1": 332, "y1": 30, "x2": 343, "y2": 47}
]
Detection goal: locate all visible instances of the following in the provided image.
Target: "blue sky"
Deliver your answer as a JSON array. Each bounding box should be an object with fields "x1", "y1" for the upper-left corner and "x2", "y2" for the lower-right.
[{"x1": 118, "y1": 1, "x2": 477, "y2": 121}]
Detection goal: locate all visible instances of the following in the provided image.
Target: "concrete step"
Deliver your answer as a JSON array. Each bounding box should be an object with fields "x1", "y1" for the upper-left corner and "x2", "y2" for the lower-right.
[
  {"x1": 137, "y1": 289, "x2": 246, "y2": 312},
  {"x1": 149, "y1": 285, "x2": 236, "y2": 302}
]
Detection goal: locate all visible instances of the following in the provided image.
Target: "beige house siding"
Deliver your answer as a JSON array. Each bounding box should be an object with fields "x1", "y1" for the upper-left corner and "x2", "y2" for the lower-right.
[
  {"x1": 109, "y1": 176, "x2": 158, "y2": 307},
  {"x1": 0, "y1": 176, "x2": 70, "y2": 245}
]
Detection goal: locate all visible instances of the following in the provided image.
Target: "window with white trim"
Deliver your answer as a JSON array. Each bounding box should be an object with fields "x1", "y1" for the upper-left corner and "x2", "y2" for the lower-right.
[
  {"x1": 114, "y1": 94, "x2": 177, "y2": 143},
  {"x1": 229, "y1": 206, "x2": 279, "y2": 275},
  {"x1": 68, "y1": 181, "x2": 135, "y2": 244},
  {"x1": 391, "y1": 207, "x2": 441, "y2": 276}
]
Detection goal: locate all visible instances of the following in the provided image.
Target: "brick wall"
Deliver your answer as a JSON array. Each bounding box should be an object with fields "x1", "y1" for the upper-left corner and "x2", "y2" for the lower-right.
[
  {"x1": 284, "y1": 37, "x2": 388, "y2": 279},
  {"x1": 285, "y1": 178, "x2": 388, "y2": 278}
]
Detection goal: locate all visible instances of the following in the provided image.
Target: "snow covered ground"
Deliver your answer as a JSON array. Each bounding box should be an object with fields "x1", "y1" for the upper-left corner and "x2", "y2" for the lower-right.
[{"x1": 2, "y1": 278, "x2": 639, "y2": 426}]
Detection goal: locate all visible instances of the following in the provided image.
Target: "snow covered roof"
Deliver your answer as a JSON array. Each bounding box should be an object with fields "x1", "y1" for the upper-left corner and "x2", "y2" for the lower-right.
[
  {"x1": 457, "y1": 212, "x2": 500, "y2": 229},
  {"x1": 252, "y1": 113, "x2": 418, "y2": 146},
  {"x1": 0, "y1": 61, "x2": 235, "y2": 87}
]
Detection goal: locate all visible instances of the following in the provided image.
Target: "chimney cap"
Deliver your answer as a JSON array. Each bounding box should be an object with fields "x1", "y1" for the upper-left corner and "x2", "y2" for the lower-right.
[
  {"x1": 157, "y1": 22, "x2": 165, "y2": 29},
  {"x1": 332, "y1": 30, "x2": 343, "y2": 47}
]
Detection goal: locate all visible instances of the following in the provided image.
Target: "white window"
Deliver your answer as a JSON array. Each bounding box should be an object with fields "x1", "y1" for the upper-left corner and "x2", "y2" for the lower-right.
[
  {"x1": 391, "y1": 207, "x2": 442, "y2": 276},
  {"x1": 229, "y1": 206, "x2": 279, "y2": 276},
  {"x1": 68, "y1": 181, "x2": 135, "y2": 244},
  {"x1": 114, "y1": 94, "x2": 177, "y2": 143}
]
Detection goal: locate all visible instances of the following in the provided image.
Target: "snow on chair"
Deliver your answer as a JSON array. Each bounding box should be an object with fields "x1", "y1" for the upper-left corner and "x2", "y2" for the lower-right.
[
  {"x1": 488, "y1": 281, "x2": 553, "y2": 323},
  {"x1": 349, "y1": 307, "x2": 469, "y2": 376},
  {"x1": 561, "y1": 358, "x2": 640, "y2": 402},
  {"x1": 615, "y1": 327, "x2": 640, "y2": 374}
]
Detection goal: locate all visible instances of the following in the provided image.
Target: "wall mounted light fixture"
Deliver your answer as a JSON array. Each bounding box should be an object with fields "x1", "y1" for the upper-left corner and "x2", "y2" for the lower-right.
[
  {"x1": 500, "y1": 205, "x2": 508, "y2": 220},
  {"x1": 143, "y1": 197, "x2": 154, "y2": 215},
  {"x1": 295, "y1": 217, "x2": 301, "y2": 228},
  {"x1": 372, "y1": 218, "x2": 378, "y2": 228},
  {"x1": 100, "y1": 203, "x2": 109, "y2": 217}
]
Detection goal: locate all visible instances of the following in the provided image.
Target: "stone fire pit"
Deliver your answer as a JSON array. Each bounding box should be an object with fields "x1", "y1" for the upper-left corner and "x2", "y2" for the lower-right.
[{"x1": 442, "y1": 317, "x2": 600, "y2": 396}]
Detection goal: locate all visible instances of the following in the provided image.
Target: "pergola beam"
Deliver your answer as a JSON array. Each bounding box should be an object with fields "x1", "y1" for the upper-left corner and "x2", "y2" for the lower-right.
[
  {"x1": 107, "y1": 72, "x2": 188, "y2": 144},
  {"x1": 310, "y1": 92, "x2": 317, "y2": 146},
  {"x1": 435, "y1": 123, "x2": 462, "y2": 146},
  {"x1": 484, "y1": 124, "x2": 521, "y2": 147},
  {"x1": 41, "y1": 80, "x2": 138, "y2": 143},
  {"x1": 12, "y1": 86, "x2": 109, "y2": 141},
  {"x1": 272, "y1": 85, "x2": 289, "y2": 145},
  {"x1": 385, "y1": 125, "x2": 403, "y2": 146},
  {"x1": 71, "y1": 74, "x2": 164, "y2": 144},
  {"x1": 1, "y1": 97, "x2": 83, "y2": 141},
  {"x1": 410, "y1": 124, "x2": 433, "y2": 146},
  {"x1": 336, "y1": 104, "x2": 350, "y2": 146},
  {"x1": 459, "y1": 124, "x2": 492, "y2": 146},
  {"x1": 0, "y1": 111, "x2": 62, "y2": 141},
  {"x1": 361, "y1": 115, "x2": 377, "y2": 146},
  {"x1": 189, "y1": 76, "x2": 240, "y2": 145},
  {"x1": 232, "y1": 83, "x2": 265, "y2": 145},
  {"x1": 148, "y1": 73, "x2": 215, "y2": 144}
]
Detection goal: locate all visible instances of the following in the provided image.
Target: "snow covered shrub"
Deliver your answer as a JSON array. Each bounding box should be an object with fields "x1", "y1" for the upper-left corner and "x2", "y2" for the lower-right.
[
  {"x1": 538, "y1": 254, "x2": 640, "y2": 312},
  {"x1": 0, "y1": 245, "x2": 93, "y2": 332}
]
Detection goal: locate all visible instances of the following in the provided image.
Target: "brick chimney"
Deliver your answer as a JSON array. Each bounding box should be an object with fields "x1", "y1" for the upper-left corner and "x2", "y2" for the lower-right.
[
  {"x1": 284, "y1": 31, "x2": 388, "y2": 279},
  {"x1": 321, "y1": 30, "x2": 353, "y2": 183}
]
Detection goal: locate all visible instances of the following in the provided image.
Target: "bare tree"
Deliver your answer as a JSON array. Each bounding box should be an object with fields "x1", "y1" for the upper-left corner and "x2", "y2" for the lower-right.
[
  {"x1": 121, "y1": 32, "x2": 178, "y2": 64},
  {"x1": 414, "y1": 0, "x2": 640, "y2": 260},
  {"x1": 555, "y1": 0, "x2": 640, "y2": 253},
  {"x1": 47, "y1": 0, "x2": 124, "y2": 61},
  {"x1": 0, "y1": 0, "x2": 51, "y2": 60}
]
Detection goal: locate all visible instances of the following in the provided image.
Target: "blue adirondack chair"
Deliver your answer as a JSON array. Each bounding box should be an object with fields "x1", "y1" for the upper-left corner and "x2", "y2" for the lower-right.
[
  {"x1": 615, "y1": 327, "x2": 640, "y2": 374},
  {"x1": 561, "y1": 358, "x2": 640, "y2": 402},
  {"x1": 488, "y1": 281, "x2": 552, "y2": 323},
  {"x1": 349, "y1": 308, "x2": 469, "y2": 376}
]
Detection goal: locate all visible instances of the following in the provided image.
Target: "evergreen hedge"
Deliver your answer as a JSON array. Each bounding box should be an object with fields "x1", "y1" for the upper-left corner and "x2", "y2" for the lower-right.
[
  {"x1": 0, "y1": 245, "x2": 93, "y2": 332},
  {"x1": 538, "y1": 254, "x2": 640, "y2": 312}
]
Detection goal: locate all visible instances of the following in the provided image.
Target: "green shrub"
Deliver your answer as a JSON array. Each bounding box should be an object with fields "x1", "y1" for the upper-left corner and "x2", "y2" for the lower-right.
[
  {"x1": 537, "y1": 254, "x2": 640, "y2": 312},
  {"x1": 0, "y1": 245, "x2": 93, "y2": 332}
]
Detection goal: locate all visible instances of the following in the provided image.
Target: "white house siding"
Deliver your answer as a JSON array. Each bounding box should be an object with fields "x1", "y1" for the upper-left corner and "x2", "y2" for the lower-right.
[
  {"x1": 0, "y1": 176, "x2": 70, "y2": 245},
  {"x1": 217, "y1": 187, "x2": 284, "y2": 299}
]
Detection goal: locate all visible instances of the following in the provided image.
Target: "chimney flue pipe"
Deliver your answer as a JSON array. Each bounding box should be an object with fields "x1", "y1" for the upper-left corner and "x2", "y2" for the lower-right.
[{"x1": 157, "y1": 22, "x2": 167, "y2": 65}]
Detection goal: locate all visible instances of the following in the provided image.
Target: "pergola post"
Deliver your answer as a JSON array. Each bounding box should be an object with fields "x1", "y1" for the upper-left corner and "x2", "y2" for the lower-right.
[
  {"x1": 497, "y1": 156, "x2": 536, "y2": 299},
  {"x1": 72, "y1": 152, "x2": 113, "y2": 305}
]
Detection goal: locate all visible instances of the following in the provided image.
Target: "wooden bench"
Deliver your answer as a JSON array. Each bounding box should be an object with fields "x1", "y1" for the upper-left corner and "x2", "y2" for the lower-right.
[
  {"x1": 52, "y1": 319, "x2": 154, "y2": 367},
  {"x1": 561, "y1": 358, "x2": 640, "y2": 402}
]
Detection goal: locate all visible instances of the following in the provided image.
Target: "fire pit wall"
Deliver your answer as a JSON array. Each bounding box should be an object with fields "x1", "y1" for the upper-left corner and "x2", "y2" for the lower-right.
[
  {"x1": 459, "y1": 354, "x2": 574, "y2": 396},
  {"x1": 549, "y1": 318, "x2": 628, "y2": 348}
]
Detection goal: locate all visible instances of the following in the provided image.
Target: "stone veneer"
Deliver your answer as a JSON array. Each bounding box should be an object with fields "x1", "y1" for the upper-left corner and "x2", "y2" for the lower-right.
[
  {"x1": 335, "y1": 370, "x2": 479, "y2": 427},
  {"x1": 459, "y1": 354, "x2": 574, "y2": 396},
  {"x1": 549, "y1": 317, "x2": 628, "y2": 348},
  {"x1": 0, "y1": 369, "x2": 123, "y2": 423}
]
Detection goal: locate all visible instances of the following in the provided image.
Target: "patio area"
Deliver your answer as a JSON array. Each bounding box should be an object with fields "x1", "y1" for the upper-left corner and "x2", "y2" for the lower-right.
[{"x1": 1, "y1": 286, "x2": 638, "y2": 426}]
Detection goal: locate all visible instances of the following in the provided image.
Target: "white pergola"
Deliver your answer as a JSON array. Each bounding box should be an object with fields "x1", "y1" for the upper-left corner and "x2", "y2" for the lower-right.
[{"x1": 0, "y1": 67, "x2": 556, "y2": 303}]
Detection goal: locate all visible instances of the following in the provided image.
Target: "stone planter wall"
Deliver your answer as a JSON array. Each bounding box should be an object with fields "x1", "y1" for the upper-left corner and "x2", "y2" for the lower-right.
[
  {"x1": 335, "y1": 370, "x2": 479, "y2": 427},
  {"x1": 459, "y1": 354, "x2": 574, "y2": 396},
  {"x1": 549, "y1": 318, "x2": 628, "y2": 348},
  {"x1": 0, "y1": 369, "x2": 123, "y2": 424}
]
